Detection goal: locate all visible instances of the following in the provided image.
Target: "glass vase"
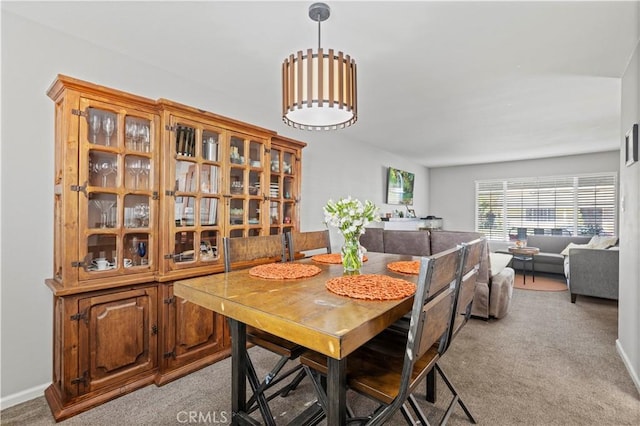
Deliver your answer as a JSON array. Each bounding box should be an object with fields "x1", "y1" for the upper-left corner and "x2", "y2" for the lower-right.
[{"x1": 341, "y1": 237, "x2": 364, "y2": 274}]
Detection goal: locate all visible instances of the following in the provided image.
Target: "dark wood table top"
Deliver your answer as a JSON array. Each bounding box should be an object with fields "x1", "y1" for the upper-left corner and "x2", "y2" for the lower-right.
[{"x1": 173, "y1": 251, "x2": 418, "y2": 359}]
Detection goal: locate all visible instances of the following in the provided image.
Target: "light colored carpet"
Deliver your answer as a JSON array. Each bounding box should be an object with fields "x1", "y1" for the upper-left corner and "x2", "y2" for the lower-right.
[{"x1": 1, "y1": 289, "x2": 639, "y2": 425}]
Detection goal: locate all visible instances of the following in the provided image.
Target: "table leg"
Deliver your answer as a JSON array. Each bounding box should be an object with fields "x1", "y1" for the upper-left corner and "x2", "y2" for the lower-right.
[
  {"x1": 230, "y1": 319, "x2": 247, "y2": 426},
  {"x1": 426, "y1": 369, "x2": 437, "y2": 403},
  {"x1": 532, "y1": 256, "x2": 536, "y2": 282},
  {"x1": 327, "y1": 357, "x2": 347, "y2": 426}
]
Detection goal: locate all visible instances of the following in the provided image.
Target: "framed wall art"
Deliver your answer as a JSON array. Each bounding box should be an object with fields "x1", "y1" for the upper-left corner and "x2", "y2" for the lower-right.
[{"x1": 625, "y1": 123, "x2": 638, "y2": 166}]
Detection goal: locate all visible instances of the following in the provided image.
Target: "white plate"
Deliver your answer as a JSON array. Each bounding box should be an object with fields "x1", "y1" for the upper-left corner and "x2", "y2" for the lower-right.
[{"x1": 87, "y1": 264, "x2": 116, "y2": 271}]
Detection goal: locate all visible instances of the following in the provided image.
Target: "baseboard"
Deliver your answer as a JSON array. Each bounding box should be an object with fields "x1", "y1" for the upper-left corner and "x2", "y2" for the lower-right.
[
  {"x1": 0, "y1": 382, "x2": 49, "y2": 410},
  {"x1": 616, "y1": 339, "x2": 640, "y2": 396}
]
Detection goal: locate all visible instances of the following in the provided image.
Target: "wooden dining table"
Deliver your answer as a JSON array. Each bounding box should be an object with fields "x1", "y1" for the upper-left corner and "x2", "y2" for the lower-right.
[{"x1": 173, "y1": 251, "x2": 420, "y2": 426}]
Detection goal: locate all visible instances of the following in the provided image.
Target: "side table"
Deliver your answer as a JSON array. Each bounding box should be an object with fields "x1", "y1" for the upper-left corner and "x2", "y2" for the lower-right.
[{"x1": 508, "y1": 246, "x2": 540, "y2": 284}]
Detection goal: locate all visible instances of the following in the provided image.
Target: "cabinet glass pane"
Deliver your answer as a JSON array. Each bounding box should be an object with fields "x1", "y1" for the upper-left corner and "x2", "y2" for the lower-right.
[
  {"x1": 89, "y1": 152, "x2": 118, "y2": 188},
  {"x1": 125, "y1": 155, "x2": 151, "y2": 190},
  {"x1": 230, "y1": 229, "x2": 244, "y2": 238},
  {"x1": 230, "y1": 136, "x2": 245, "y2": 165},
  {"x1": 248, "y1": 171, "x2": 260, "y2": 196},
  {"x1": 125, "y1": 116, "x2": 151, "y2": 153},
  {"x1": 88, "y1": 108, "x2": 117, "y2": 147},
  {"x1": 248, "y1": 229, "x2": 261, "y2": 237},
  {"x1": 89, "y1": 193, "x2": 117, "y2": 229},
  {"x1": 283, "y1": 152, "x2": 294, "y2": 174},
  {"x1": 202, "y1": 130, "x2": 219, "y2": 161},
  {"x1": 270, "y1": 150, "x2": 281, "y2": 172},
  {"x1": 270, "y1": 201, "x2": 280, "y2": 225},
  {"x1": 200, "y1": 231, "x2": 219, "y2": 262},
  {"x1": 200, "y1": 165, "x2": 219, "y2": 194},
  {"x1": 283, "y1": 177, "x2": 293, "y2": 200},
  {"x1": 124, "y1": 195, "x2": 150, "y2": 228},
  {"x1": 270, "y1": 176, "x2": 280, "y2": 198},
  {"x1": 248, "y1": 199, "x2": 260, "y2": 225},
  {"x1": 175, "y1": 196, "x2": 196, "y2": 227},
  {"x1": 173, "y1": 231, "x2": 195, "y2": 263},
  {"x1": 249, "y1": 141, "x2": 262, "y2": 167},
  {"x1": 125, "y1": 233, "x2": 149, "y2": 266},
  {"x1": 284, "y1": 202, "x2": 294, "y2": 225},
  {"x1": 200, "y1": 198, "x2": 219, "y2": 226},
  {"x1": 87, "y1": 234, "x2": 117, "y2": 271},
  {"x1": 230, "y1": 199, "x2": 244, "y2": 225},
  {"x1": 176, "y1": 125, "x2": 196, "y2": 157},
  {"x1": 176, "y1": 161, "x2": 197, "y2": 192},
  {"x1": 230, "y1": 167, "x2": 244, "y2": 195}
]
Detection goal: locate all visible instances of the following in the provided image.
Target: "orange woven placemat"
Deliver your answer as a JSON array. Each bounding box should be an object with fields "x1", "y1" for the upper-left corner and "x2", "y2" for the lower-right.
[
  {"x1": 249, "y1": 263, "x2": 322, "y2": 280},
  {"x1": 326, "y1": 274, "x2": 416, "y2": 300},
  {"x1": 387, "y1": 261, "x2": 420, "y2": 275},
  {"x1": 311, "y1": 253, "x2": 368, "y2": 264}
]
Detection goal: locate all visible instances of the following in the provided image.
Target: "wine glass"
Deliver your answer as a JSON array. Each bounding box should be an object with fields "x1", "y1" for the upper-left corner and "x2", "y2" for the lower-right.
[
  {"x1": 127, "y1": 158, "x2": 144, "y2": 189},
  {"x1": 137, "y1": 241, "x2": 147, "y2": 264},
  {"x1": 95, "y1": 159, "x2": 116, "y2": 187},
  {"x1": 138, "y1": 124, "x2": 150, "y2": 153},
  {"x1": 92, "y1": 199, "x2": 115, "y2": 228},
  {"x1": 134, "y1": 203, "x2": 149, "y2": 227},
  {"x1": 125, "y1": 121, "x2": 138, "y2": 150},
  {"x1": 103, "y1": 116, "x2": 115, "y2": 146},
  {"x1": 129, "y1": 236, "x2": 139, "y2": 265},
  {"x1": 89, "y1": 113, "x2": 101, "y2": 144}
]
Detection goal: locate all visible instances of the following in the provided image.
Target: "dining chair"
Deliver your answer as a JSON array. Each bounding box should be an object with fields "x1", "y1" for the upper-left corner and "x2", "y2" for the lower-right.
[
  {"x1": 300, "y1": 244, "x2": 467, "y2": 425},
  {"x1": 431, "y1": 238, "x2": 485, "y2": 425},
  {"x1": 285, "y1": 229, "x2": 331, "y2": 260},
  {"x1": 223, "y1": 235, "x2": 305, "y2": 425}
]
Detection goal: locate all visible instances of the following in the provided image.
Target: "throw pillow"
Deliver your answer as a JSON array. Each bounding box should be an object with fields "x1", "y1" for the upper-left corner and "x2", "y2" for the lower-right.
[
  {"x1": 588, "y1": 235, "x2": 618, "y2": 249},
  {"x1": 560, "y1": 242, "x2": 589, "y2": 256},
  {"x1": 489, "y1": 252, "x2": 513, "y2": 277}
]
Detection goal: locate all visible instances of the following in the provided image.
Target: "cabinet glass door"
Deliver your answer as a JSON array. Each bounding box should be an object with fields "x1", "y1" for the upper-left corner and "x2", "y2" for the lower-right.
[
  {"x1": 166, "y1": 119, "x2": 222, "y2": 267},
  {"x1": 78, "y1": 100, "x2": 157, "y2": 278},
  {"x1": 269, "y1": 146, "x2": 298, "y2": 235},
  {"x1": 226, "y1": 135, "x2": 266, "y2": 238}
]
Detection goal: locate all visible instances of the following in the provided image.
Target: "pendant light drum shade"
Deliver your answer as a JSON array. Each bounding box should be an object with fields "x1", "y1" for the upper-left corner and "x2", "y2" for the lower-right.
[{"x1": 282, "y1": 3, "x2": 357, "y2": 131}]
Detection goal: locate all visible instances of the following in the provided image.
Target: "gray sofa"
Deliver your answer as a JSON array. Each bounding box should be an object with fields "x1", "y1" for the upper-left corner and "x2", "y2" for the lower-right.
[
  {"x1": 566, "y1": 248, "x2": 619, "y2": 303},
  {"x1": 360, "y1": 228, "x2": 515, "y2": 319},
  {"x1": 523, "y1": 235, "x2": 591, "y2": 275}
]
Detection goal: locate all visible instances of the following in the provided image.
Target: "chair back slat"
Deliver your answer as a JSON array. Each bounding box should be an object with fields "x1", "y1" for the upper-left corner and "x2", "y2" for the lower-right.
[
  {"x1": 223, "y1": 234, "x2": 286, "y2": 272},
  {"x1": 416, "y1": 287, "x2": 456, "y2": 359},
  {"x1": 409, "y1": 245, "x2": 466, "y2": 365},
  {"x1": 448, "y1": 237, "x2": 485, "y2": 346},
  {"x1": 286, "y1": 230, "x2": 331, "y2": 260}
]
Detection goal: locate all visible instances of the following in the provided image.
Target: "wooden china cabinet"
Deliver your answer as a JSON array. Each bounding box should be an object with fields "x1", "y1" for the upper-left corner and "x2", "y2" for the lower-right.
[{"x1": 44, "y1": 75, "x2": 306, "y2": 420}]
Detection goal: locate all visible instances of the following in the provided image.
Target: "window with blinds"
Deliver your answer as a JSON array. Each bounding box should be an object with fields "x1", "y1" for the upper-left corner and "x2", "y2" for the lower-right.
[{"x1": 475, "y1": 173, "x2": 617, "y2": 240}]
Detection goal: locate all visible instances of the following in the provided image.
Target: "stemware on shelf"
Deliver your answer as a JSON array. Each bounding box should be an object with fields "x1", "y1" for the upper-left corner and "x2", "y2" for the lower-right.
[
  {"x1": 138, "y1": 124, "x2": 150, "y2": 153},
  {"x1": 92, "y1": 199, "x2": 115, "y2": 228},
  {"x1": 126, "y1": 122, "x2": 138, "y2": 150},
  {"x1": 127, "y1": 159, "x2": 144, "y2": 189},
  {"x1": 89, "y1": 113, "x2": 101, "y2": 144},
  {"x1": 94, "y1": 159, "x2": 116, "y2": 187},
  {"x1": 103, "y1": 116, "x2": 115, "y2": 146}
]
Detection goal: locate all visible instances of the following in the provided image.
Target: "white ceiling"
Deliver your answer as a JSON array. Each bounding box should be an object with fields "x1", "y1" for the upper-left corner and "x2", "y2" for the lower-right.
[{"x1": 4, "y1": 1, "x2": 639, "y2": 167}]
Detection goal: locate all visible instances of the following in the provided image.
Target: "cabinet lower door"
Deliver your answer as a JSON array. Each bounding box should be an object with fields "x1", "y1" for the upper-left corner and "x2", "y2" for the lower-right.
[
  {"x1": 77, "y1": 286, "x2": 158, "y2": 394},
  {"x1": 162, "y1": 284, "x2": 226, "y2": 370}
]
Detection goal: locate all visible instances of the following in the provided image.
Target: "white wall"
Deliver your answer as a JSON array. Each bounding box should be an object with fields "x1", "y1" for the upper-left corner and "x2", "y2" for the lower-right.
[
  {"x1": 0, "y1": 11, "x2": 428, "y2": 406},
  {"x1": 429, "y1": 151, "x2": 620, "y2": 231},
  {"x1": 618, "y1": 22, "x2": 640, "y2": 393}
]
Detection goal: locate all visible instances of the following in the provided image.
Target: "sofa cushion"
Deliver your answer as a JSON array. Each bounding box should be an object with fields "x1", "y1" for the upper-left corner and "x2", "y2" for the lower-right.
[
  {"x1": 489, "y1": 252, "x2": 512, "y2": 277},
  {"x1": 560, "y1": 242, "x2": 589, "y2": 256},
  {"x1": 526, "y1": 235, "x2": 591, "y2": 254},
  {"x1": 359, "y1": 228, "x2": 384, "y2": 253},
  {"x1": 587, "y1": 235, "x2": 618, "y2": 249},
  {"x1": 382, "y1": 230, "x2": 431, "y2": 256}
]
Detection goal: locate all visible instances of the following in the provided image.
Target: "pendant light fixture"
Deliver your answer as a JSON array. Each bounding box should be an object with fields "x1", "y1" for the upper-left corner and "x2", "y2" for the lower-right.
[{"x1": 282, "y1": 2, "x2": 357, "y2": 131}]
